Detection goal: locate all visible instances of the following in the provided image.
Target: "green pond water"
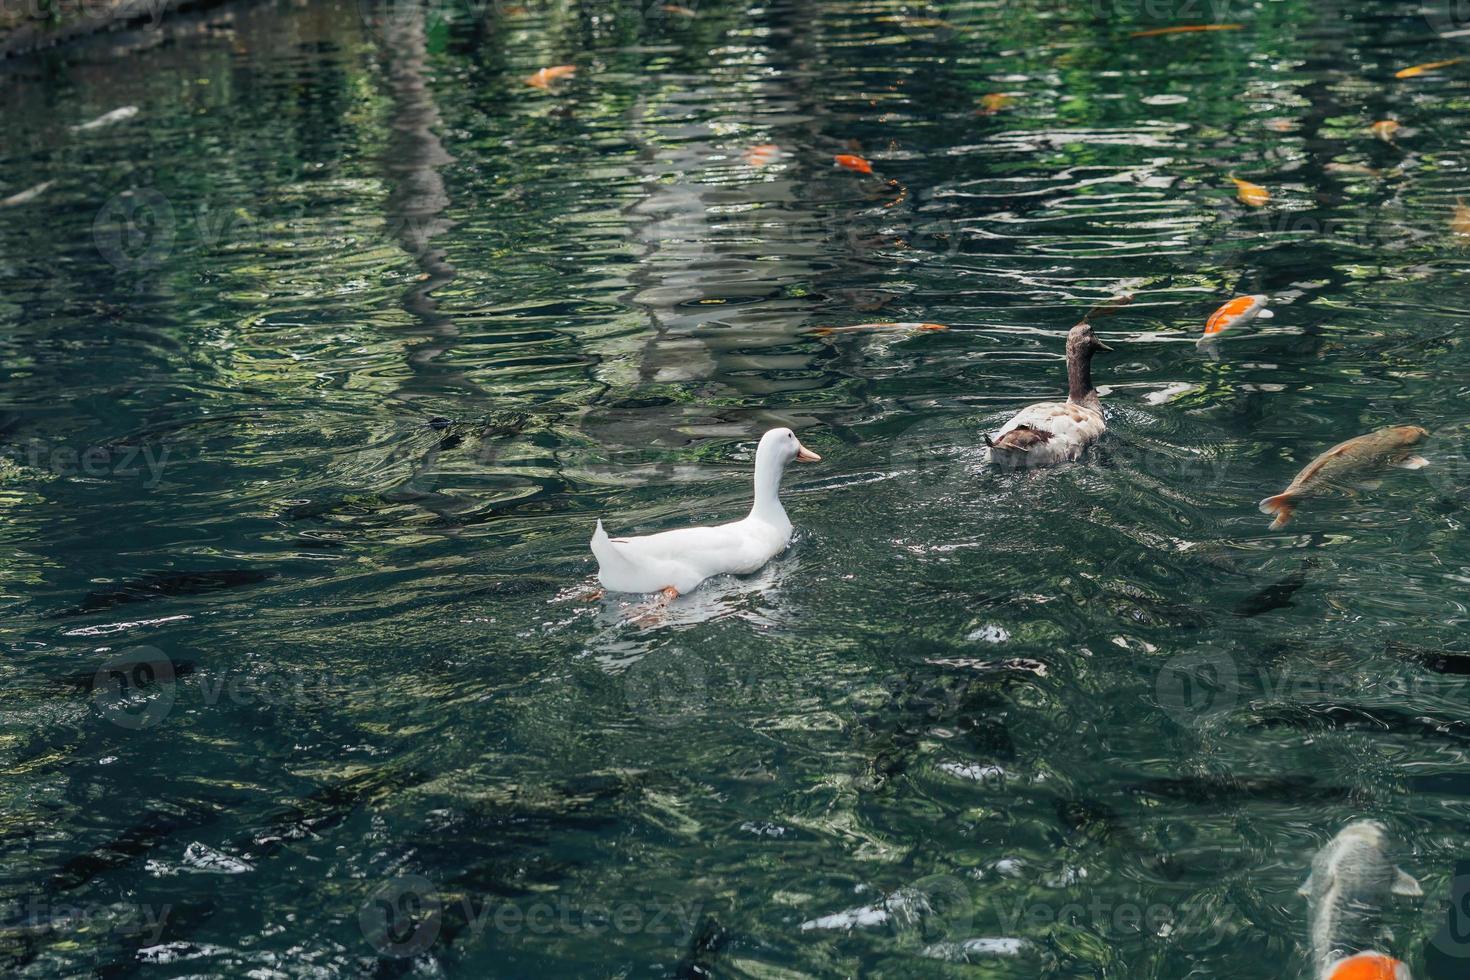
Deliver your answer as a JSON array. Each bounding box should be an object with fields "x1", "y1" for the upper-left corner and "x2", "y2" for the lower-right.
[{"x1": 5, "y1": 0, "x2": 1470, "y2": 975}]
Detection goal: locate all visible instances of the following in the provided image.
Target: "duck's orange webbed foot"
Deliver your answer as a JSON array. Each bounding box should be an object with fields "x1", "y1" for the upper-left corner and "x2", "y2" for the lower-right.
[{"x1": 630, "y1": 586, "x2": 679, "y2": 627}]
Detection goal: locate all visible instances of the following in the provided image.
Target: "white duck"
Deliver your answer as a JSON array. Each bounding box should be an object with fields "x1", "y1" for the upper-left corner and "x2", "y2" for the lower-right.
[
  {"x1": 985, "y1": 320, "x2": 1113, "y2": 467},
  {"x1": 591, "y1": 428, "x2": 821, "y2": 599}
]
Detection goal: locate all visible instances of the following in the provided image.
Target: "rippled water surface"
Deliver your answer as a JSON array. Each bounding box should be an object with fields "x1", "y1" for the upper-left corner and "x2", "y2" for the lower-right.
[{"x1": 5, "y1": 0, "x2": 1470, "y2": 975}]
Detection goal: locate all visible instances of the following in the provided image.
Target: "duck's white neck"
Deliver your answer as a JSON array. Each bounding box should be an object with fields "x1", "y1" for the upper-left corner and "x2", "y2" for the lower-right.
[{"x1": 748, "y1": 443, "x2": 790, "y2": 525}]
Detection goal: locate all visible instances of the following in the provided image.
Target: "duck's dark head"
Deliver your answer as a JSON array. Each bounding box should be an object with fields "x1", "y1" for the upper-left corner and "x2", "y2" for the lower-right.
[{"x1": 1066, "y1": 321, "x2": 1114, "y2": 357}]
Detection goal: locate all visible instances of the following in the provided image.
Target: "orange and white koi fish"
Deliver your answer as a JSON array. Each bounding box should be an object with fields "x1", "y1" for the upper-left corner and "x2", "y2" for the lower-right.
[
  {"x1": 1453, "y1": 198, "x2": 1470, "y2": 237},
  {"x1": 1259, "y1": 425, "x2": 1429, "y2": 528},
  {"x1": 744, "y1": 143, "x2": 781, "y2": 167},
  {"x1": 1324, "y1": 952, "x2": 1412, "y2": 980},
  {"x1": 1302, "y1": 822, "x2": 1421, "y2": 979},
  {"x1": 1370, "y1": 119, "x2": 1400, "y2": 141},
  {"x1": 1395, "y1": 58, "x2": 1462, "y2": 78},
  {"x1": 810, "y1": 322, "x2": 947, "y2": 336},
  {"x1": 525, "y1": 65, "x2": 577, "y2": 88},
  {"x1": 1130, "y1": 23, "x2": 1242, "y2": 38},
  {"x1": 833, "y1": 154, "x2": 874, "y2": 175},
  {"x1": 1231, "y1": 176, "x2": 1270, "y2": 206},
  {"x1": 1199, "y1": 294, "x2": 1272, "y2": 344}
]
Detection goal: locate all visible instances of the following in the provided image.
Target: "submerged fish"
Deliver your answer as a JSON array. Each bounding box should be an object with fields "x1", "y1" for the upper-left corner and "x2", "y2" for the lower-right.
[
  {"x1": 1130, "y1": 23, "x2": 1243, "y2": 38},
  {"x1": 810, "y1": 322, "x2": 947, "y2": 336},
  {"x1": 56, "y1": 569, "x2": 274, "y2": 616},
  {"x1": 1259, "y1": 426, "x2": 1429, "y2": 529},
  {"x1": 1453, "y1": 199, "x2": 1470, "y2": 237},
  {"x1": 833, "y1": 153, "x2": 874, "y2": 175},
  {"x1": 1199, "y1": 294, "x2": 1272, "y2": 345},
  {"x1": 1385, "y1": 638, "x2": 1470, "y2": 676},
  {"x1": 977, "y1": 92, "x2": 1013, "y2": 115},
  {"x1": 525, "y1": 65, "x2": 576, "y2": 88},
  {"x1": 0, "y1": 180, "x2": 55, "y2": 208},
  {"x1": 1232, "y1": 557, "x2": 1318, "y2": 617},
  {"x1": 1300, "y1": 821, "x2": 1420, "y2": 979},
  {"x1": 1370, "y1": 120, "x2": 1400, "y2": 142},
  {"x1": 881, "y1": 14, "x2": 954, "y2": 29},
  {"x1": 661, "y1": 3, "x2": 697, "y2": 16},
  {"x1": 71, "y1": 106, "x2": 139, "y2": 131},
  {"x1": 1394, "y1": 58, "x2": 1462, "y2": 79},
  {"x1": 743, "y1": 143, "x2": 781, "y2": 167},
  {"x1": 1325, "y1": 162, "x2": 1382, "y2": 177},
  {"x1": 1232, "y1": 176, "x2": 1270, "y2": 207}
]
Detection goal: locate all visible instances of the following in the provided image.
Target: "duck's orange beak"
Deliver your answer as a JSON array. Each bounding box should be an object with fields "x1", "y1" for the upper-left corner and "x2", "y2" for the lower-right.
[{"x1": 796, "y1": 444, "x2": 821, "y2": 462}]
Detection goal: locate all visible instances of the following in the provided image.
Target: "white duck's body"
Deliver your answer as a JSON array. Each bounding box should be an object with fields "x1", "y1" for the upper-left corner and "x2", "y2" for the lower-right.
[
  {"x1": 987, "y1": 321, "x2": 1112, "y2": 468},
  {"x1": 591, "y1": 428, "x2": 820, "y2": 596}
]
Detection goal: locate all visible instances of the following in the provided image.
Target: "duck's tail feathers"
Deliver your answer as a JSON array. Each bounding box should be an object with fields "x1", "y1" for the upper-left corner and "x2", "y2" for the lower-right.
[
  {"x1": 1258, "y1": 493, "x2": 1296, "y2": 529},
  {"x1": 591, "y1": 519, "x2": 633, "y2": 575},
  {"x1": 591, "y1": 519, "x2": 615, "y2": 555}
]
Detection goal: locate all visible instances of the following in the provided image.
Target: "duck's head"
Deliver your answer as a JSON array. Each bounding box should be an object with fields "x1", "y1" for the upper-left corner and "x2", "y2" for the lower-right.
[
  {"x1": 759, "y1": 427, "x2": 821, "y2": 465},
  {"x1": 1067, "y1": 320, "x2": 1114, "y2": 357}
]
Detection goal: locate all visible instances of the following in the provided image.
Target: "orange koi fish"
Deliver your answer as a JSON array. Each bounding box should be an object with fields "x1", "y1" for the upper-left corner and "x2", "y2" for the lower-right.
[
  {"x1": 1454, "y1": 198, "x2": 1470, "y2": 236},
  {"x1": 1395, "y1": 58, "x2": 1462, "y2": 78},
  {"x1": 744, "y1": 143, "x2": 781, "y2": 167},
  {"x1": 1370, "y1": 119, "x2": 1400, "y2": 141},
  {"x1": 834, "y1": 154, "x2": 874, "y2": 175},
  {"x1": 810, "y1": 322, "x2": 947, "y2": 336},
  {"x1": 977, "y1": 92, "x2": 1013, "y2": 115},
  {"x1": 1130, "y1": 23, "x2": 1242, "y2": 38},
  {"x1": 525, "y1": 65, "x2": 577, "y2": 88},
  {"x1": 661, "y1": 4, "x2": 697, "y2": 16},
  {"x1": 1231, "y1": 176, "x2": 1270, "y2": 207},
  {"x1": 1259, "y1": 425, "x2": 1429, "y2": 528},
  {"x1": 1324, "y1": 952, "x2": 1411, "y2": 980},
  {"x1": 1199, "y1": 294, "x2": 1272, "y2": 344}
]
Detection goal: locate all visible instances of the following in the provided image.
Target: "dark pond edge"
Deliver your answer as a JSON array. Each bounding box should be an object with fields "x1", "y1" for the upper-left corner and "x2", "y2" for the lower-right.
[{"x1": 0, "y1": 0, "x2": 244, "y2": 60}]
